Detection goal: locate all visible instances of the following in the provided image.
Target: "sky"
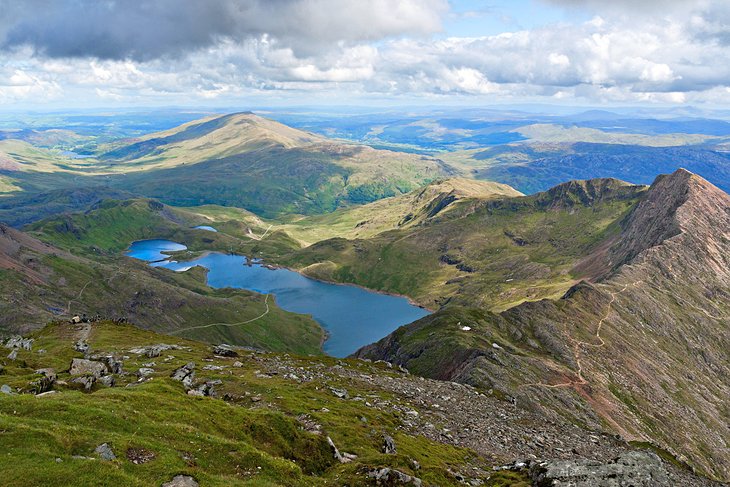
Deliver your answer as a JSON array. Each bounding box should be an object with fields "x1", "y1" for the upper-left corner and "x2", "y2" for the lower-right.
[{"x1": 1, "y1": 0, "x2": 730, "y2": 109}]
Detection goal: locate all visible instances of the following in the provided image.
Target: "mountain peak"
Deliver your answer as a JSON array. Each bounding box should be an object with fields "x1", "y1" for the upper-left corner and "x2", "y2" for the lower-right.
[
  {"x1": 531, "y1": 177, "x2": 645, "y2": 210},
  {"x1": 608, "y1": 168, "x2": 730, "y2": 270}
]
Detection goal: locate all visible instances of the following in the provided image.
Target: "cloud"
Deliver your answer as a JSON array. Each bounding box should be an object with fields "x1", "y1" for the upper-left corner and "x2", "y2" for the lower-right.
[{"x1": 0, "y1": 0, "x2": 446, "y2": 61}]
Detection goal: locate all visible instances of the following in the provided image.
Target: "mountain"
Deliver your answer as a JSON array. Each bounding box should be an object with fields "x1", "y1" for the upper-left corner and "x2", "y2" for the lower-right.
[
  {"x1": 354, "y1": 169, "x2": 730, "y2": 482},
  {"x1": 278, "y1": 176, "x2": 646, "y2": 312},
  {"x1": 99, "y1": 112, "x2": 455, "y2": 216}
]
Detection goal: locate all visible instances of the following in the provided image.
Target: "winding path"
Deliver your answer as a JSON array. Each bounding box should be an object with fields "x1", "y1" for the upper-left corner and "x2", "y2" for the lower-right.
[
  {"x1": 168, "y1": 294, "x2": 271, "y2": 335},
  {"x1": 522, "y1": 280, "x2": 643, "y2": 390}
]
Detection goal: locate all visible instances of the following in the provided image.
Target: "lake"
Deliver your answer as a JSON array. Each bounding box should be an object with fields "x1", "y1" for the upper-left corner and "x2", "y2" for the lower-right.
[{"x1": 125, "y1": 239, "x2": 430, "y2": 357}]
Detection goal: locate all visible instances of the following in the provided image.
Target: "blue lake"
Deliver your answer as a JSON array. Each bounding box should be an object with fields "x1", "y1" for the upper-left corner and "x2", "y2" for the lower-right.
[{"x1": 125, "y1": 239, "x2": 430, "y2": 357}]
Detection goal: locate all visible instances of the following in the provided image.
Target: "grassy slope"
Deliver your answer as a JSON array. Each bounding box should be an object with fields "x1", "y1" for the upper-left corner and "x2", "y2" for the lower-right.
[
  {"x1": 278, "y1": 179, "x2": 645, "y2": 311},
  {"x1": 0, "y1": 321, "x2": 525, "y2": 486}
]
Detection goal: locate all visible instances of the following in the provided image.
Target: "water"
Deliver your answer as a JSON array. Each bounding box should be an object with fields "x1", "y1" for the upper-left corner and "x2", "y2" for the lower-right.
[
  {"x1": 193, "y1": 225, "x2": 218, "y2": 232},
  {"x1": 126, "y1": 239, "x2": 430, "y2": 357}
]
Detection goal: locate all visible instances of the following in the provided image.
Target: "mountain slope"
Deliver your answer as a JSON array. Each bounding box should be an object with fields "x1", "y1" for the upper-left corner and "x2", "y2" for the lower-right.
[
  {"x1": 279, "y1": 177, "x2": 645, "y2": 311},
  {"x1": 355, "y1": 169, "x2": 730, "y2": 481},
  {"x1": 0, "y1": 223, "x2": 323, "y2": 354},
  {"x1": 99, "y1": 112, "x2": 455, "y2": 216}
]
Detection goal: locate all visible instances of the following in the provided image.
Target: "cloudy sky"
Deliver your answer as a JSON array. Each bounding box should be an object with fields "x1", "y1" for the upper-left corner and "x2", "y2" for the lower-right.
[{"x1": 1, "y1": 0, "x2": 729, "y2": 108}]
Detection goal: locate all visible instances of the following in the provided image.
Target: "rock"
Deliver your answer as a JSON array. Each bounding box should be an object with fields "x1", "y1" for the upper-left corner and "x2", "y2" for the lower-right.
[
  {"x1": 383, "y1": 434, "x2": 397, "y2": 454},
  {"x1": 98, "y1": 375, "x2": 115, "y2": 388},
  {"x1": 202, "y1": 365, "x2": 225, "y2": 371},
  {"x1": 35, "y1": 391, "x2": 59, "y2": 397},
  {"x1": 71, "y1": 376, "x2": 96, "y2": 391},
  {"x1": 327, "y1": 436, "x2": 346, "y2": 463},
  {"x1": 329, "y1": 387, "x2": 348, "y2": 399},
  {"x1": 31, "y1": 369, "x2": 56, "y2": 394},
  {"x1": 232, "y1": 361, "x2": 244, "y2": 368},
  {"x1": 94, "y1": 443, "x2": 116, "y2": 461},
  {"x1": 137, "y1": 368, "x2": 155, "y2": 378},
  {"x1": 171, "y1": 363, "x2": 195, "y2": 389},
  {"x1": 89, "y1": 355, "x2": 123, "y2": 374},
  {"x1": 5, "y1": 336, "x2": 33, "y2": 350},
  {"x1": 74, "y1": 340, "x2": 89, "y2": 354},
  {"x1": 212, "y1": 344, "x2": 238, "y2": 357},
  {"x1": 366, "y1": 468, "x2": 422, "y2": 486},
  {"x1": 129, "y1": 344, "x2": 180, "y2": 358},
  {"x1": 529, "y1": 451, "x2": 670, "y2": 486},
  {"x1": 7, "y1": 349, "x2": 17, "y2": 361},
  {"x1": 69, "y1": 358, "x2": 108, "y2": 378},
  {"x1": 162, "y1": 475, "x2": 199, "y2": 487},
  {"x1": 1, "y1": 384, "x2": 13, "y2": 394}
]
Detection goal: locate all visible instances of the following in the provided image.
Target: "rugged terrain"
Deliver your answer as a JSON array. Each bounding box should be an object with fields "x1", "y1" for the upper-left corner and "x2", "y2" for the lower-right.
[
  {"x1": 0, "y1": 320, "x2": 718, "y2": 486},
  {"x1": 356, "y1": 169, "x2": 730, "y2": 482}
]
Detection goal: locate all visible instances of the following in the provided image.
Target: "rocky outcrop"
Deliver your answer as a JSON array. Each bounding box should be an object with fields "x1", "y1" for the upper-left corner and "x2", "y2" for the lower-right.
[
  {"x1": 529, "y1": 451, "x2": 670, "y2": 486},
  {"x1": 69, "y1": 358, "x2": 108, "y2": 378}
]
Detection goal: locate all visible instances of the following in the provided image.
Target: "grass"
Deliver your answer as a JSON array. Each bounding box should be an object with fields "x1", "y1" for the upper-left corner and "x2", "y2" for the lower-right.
[{"x1": 0, "y1": 321, "x2": 493, "y2": 486}]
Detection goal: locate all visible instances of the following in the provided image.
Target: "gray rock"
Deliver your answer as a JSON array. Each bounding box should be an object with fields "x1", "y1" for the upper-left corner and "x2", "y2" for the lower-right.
[
  {"x1": 7, "y1": 349, "x2": 17, "y2": 361},
  {"x1": 94, "y1": 443, "x2": 116, "y2": 461},
  {"x1": 187, "y1": 380, "x2": 220, "y2": 397},
  {"x1": 367, "y1": 467, "x2": 422, "y2": 486},
  {"x1": 1, "y1": 384, "x2": 13, "y2": 394},
  {"x1": 71, "y1": 376, "x2": 96, "y2": 392},
  {"x1": 98, "y1": 375, "x2": 115, "y2": 388},
  {"x1": 329, "y1": 387, "x2": 348, "y2": 399},
  {"x1": 171, "y1": 362, "x2": 195, "y2": 389},
  {"x1": 74, "y1": 340, "x2": 89, "y2": 354},
  {"x1": 5, "y1": 336, "x2": 33, "y2": 350},
  {"x1": 212, "y1": 344, "x2": 238, "y2": 357},
  {"x1": 529, "y1": 451, "x2": 671, "y2": 486},
  {"x1": 327, "y1": 436, "x2": 350, "y2": 463},
  {"x1": 162, "y1": 475, "x2": 199, "y2": 487},
  {"x1": 69, "y1": 358, "x2": 108, "y2": 378},
  {"x1": 35, "y1": 368, "x2": 57, "y2": 382},
  {"x1": 383, "y1": 434, "x2": 397, "y2": 454},
  {"x1": 137, "y1": 368, "x2": 155, "y2": 378}
]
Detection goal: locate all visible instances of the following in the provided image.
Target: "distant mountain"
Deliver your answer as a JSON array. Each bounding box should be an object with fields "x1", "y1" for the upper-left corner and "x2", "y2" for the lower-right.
[
  {"x1": 354, "y1": 169, "x2": 730, "y2": 482},
  {"x1": 98, "y1": 112, "x2": 455, "y2": 216}
]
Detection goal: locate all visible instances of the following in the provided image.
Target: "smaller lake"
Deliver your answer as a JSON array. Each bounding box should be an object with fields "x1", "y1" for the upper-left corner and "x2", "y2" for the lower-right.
[
  {"x1": 125, "y1": 239, "x2": 430, "y2": 357},
  {"x1": 193, "y1": 225, "x2": 218, "y2": 232}
]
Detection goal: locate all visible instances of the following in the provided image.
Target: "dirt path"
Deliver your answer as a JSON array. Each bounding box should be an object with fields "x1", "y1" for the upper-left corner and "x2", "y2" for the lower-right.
[
  {"x1": 168, "y1": 294, "x2": 270, "y2": 335},
  {"x1": 522, "y1": 280, "x2": 643, "y2": 390}
]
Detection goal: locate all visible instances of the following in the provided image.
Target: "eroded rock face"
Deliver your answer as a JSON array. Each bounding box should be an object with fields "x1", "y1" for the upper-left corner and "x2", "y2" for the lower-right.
[
  {"x1": 171, "y1": 362, "x2": 195, "y2": 389},
  {"x1": 5, "y1": 336, "x2": 33, "y2": 350},
  {"x1": 529, "y1": 451, "x2": 670, "y2": 487},
  {"x1": 69, "y1": 358, "x2": 108, "y2": 378}
]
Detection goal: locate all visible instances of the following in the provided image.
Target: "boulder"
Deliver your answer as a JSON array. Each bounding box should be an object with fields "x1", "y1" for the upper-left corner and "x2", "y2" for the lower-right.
[
  {"x1": 137, "y1": 368, "x2": 155, "y2": 378},
  {"x1": 1, "y1": 384, "x2": 13, "y2": 395},
  {"x1": 98, "y1": 375, "x2": 115, "y2": 388},
  {"x1": 94, "y1": 443, "x2": 116, "y2": 461},
  {"x1": 7, "y1": 349, "x2": 17, "y2": 361},
  {"x1": 5, "y1": 336, "x2": 33, "y2": 350},
  {"x1": 74, "y1": 340, "x2": 89, "y2": 354},
  {"x1": 383, "y1": 434, "x2": 397, "y2": 454},
  {"x1": 69, "y1": 358, "x2": 108, "y2": 378},
  {"x1": 162, "y1": 475, "x2": 199, "y2": 487},
  {"x1": 71, "y1": 376, "x2": 96, "y2": 392},
  {"x1": 212, "y1": 344, "x2": 238, "y2": 357},
  {"x1": 529, "y1": 451, "x2": 671, "y2": 486},
  {"x1": 367, "y1": 468, "x2": 422, "y2": 486},
  {"x1": 329, "y1": 387, "x2": 348, "y2": 399},
  {"x1": 171, "y1": 363, "x2": 196, "y2": 389}
]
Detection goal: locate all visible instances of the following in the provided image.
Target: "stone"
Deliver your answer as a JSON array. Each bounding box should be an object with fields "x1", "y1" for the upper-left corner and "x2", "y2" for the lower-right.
[
  {"x1": 71, "y1": 376, "x2": 96, "y2": 392},
  {"x1": 74, "y1": 340, "x2": 89, "y2": 354},
  {"x1": 69, "y1": 358, "x2": 108, "y2": 378},
  {"x1": 7, "y1": 349, "x2": 17, "y2": 361},
  {"x1": 171, "y1": 363, "x2": 196, "y2": 389},
  {"x1": 529, "y1": 451, "x2": 670, "y2": 487},
  {"x1": 162, "y1": 475, "x2": 199, "y2": 487},
  {"x1": 1, "y1": 384, "x2": 13, "y2": 394},
  {"x1": 327, "y1": 436, "x2": 346, "y2": 463},
  {"x1": 366, "y1": 468, "x2": 422, "y2": 486},
  {"x1": 35, "y1": 368, "x2": 57, "y2": 382},
  {"x1": 94, "y1": 443, "x2": 116, "y2": 461},
  {"x1": 212, "y1": 344, "x2": 238, "y2": 357},
  {"x1": 383, "y1": 434, "x2": 397, "y2": 454},
  {"x1": 98, "y1": 375, "x2": 115, "y2": 388},
  {"x1": 137, "y1": 368, "x2": 155, "y2": 378},
  {"x1": 5, "y1": 336, "x2": 33, "y2": 350},
  {"x1": 232, "y1": 361, "x2": 244, "y2": 367},
  {"x1": 329, "y1": 387, "x2": 348, "y2": 399}
]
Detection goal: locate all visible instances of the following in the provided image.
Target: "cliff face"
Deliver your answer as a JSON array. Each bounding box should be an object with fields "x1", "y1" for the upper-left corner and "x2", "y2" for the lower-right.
[{"x1": 355, "y1": 169, "x2": 730, "y2": 482}]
